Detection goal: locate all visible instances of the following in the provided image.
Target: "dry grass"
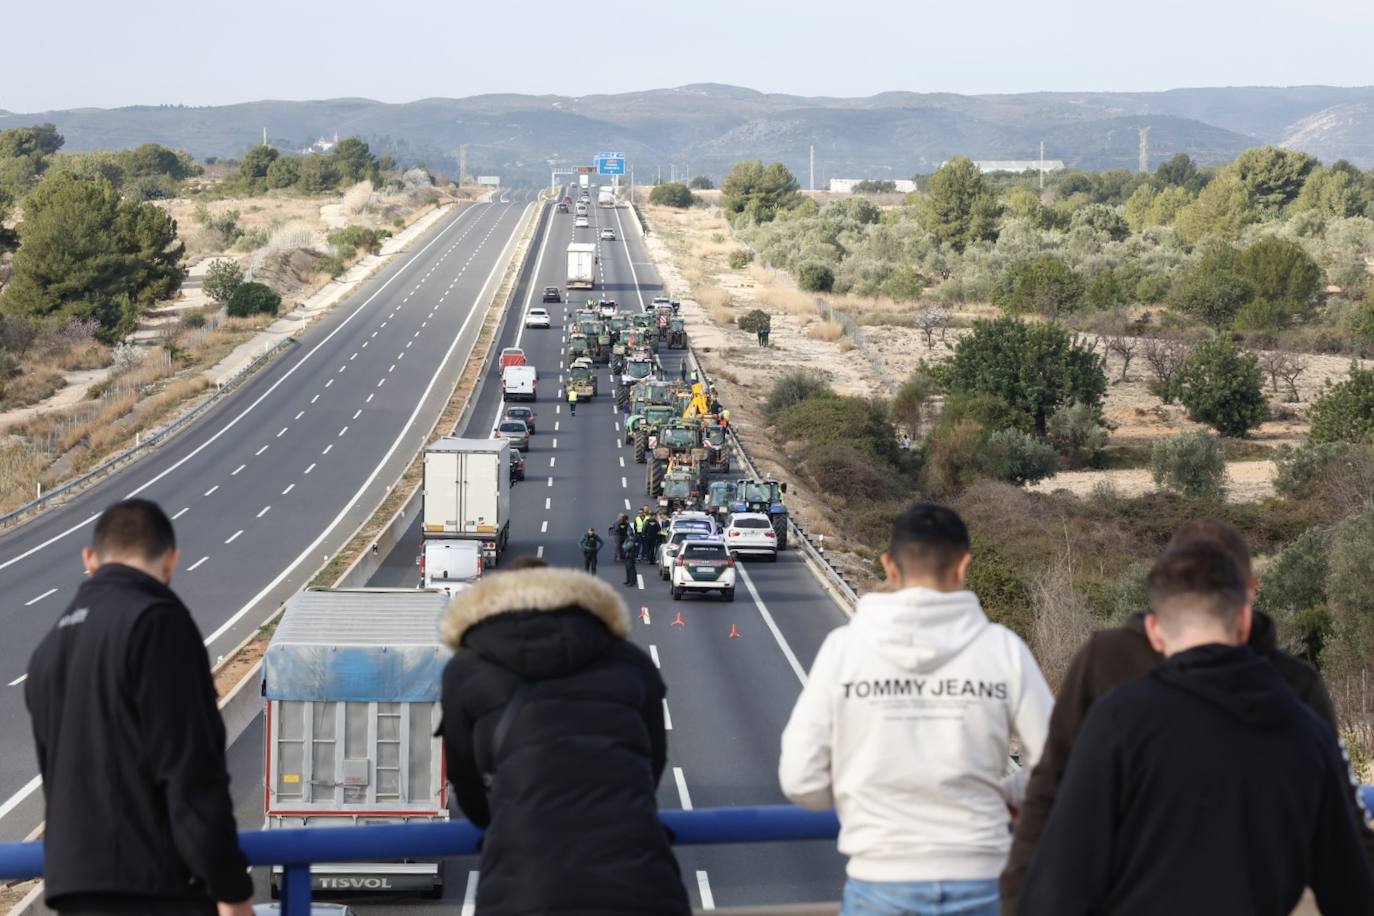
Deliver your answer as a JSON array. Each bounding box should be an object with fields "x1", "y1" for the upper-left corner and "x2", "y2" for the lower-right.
[
  {"x1": 52, "y1": 344, "x2": 112, "y2": 371},
  {"x1": 758, "y1": 286, "x2": 820, "y2": 317},
  {"x1": 0, "y1": 369, "x2": 66, "y2": 411},
  {"x1": 697, "y1": 287, "x2": 732, "y2": 309},
  {"x1": 807, "y1": 320, "x2": 846, "y2": 342},
  {"x1": 837, "y1": 337, "x2": 857, "y2": 353},
  {"x1": 708, "y1": 306, "x2": 735, "y2": 325}
]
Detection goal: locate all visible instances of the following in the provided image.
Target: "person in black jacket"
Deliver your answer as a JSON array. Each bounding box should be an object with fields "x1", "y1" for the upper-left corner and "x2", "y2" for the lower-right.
[
  {"x1": 640, "y1": 513, "x2": 662, "y2": 562},
  {"x1": 439, "y1": 566, "x2": 690, "y2": 915},
  {"x1": 578, "y1": 527, "x2": 604, "y2": 573},
  {"x1": 1019, "y1": 542, "x2": 1374, "y2": 916},
  {"x1": 25, "y1": 499, "x2": 252, "y2": 916},
  {"x1": 609, "y1": 513, "x2": 631, "y2": 561}
]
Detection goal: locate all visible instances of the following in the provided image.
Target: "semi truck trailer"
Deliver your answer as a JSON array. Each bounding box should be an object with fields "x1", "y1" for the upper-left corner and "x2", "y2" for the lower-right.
[{"x1": 422, "y1": 437, "x2": 511, "y2": 565}]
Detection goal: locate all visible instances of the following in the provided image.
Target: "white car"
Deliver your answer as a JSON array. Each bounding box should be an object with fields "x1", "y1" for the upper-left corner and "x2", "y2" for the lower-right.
[
  {"x1": 670, "y1": 538, "x2": 736, "y2": 601},
  {"x1": 575, "y1": 216, "x2": 590, "y2": 228},
  {"x1": 724, "y1": 512, "x2": 778, "y2": 561},
  {"x1": 525, "y1": 307, "x2": 551, "y2": 328},
  {"x1": 658, "y1": 529, "x2": 714, "y2": 580},
  {"x1": 600, "y1": 228, "x2": 616, "y2": 241},
  {"x1": 667, "y1": 511, "x2": 718, "y2": 537}
]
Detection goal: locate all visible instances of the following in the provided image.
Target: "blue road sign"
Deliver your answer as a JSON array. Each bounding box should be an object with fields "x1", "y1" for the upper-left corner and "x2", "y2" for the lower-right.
[{"x1": 596, "y1": 154, "x2": 626, "y2": 176}]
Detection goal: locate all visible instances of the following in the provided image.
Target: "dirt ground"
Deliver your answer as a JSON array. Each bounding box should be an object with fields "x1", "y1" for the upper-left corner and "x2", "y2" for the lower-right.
[{"x1": 637, "y1": 197, "x2": 1364, "y2": 508}]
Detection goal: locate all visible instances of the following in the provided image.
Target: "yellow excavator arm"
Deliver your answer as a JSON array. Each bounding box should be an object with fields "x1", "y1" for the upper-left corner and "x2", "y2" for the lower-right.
[{"x1": 683, "y1": 382, "x2": 711, "y2": 418}]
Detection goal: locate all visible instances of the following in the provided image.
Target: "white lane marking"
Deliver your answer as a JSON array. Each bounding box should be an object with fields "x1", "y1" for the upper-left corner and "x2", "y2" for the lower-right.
[
  {"x1": 371, "y1": 331, "x2": 378, "y2": 338},
  {"x1": 338, "y1": 426, "x2": 349, "y2": 437},
  {"x1": 294, "y1": 411, "x2": 304, "y2": 420},
  {"x1": 325, "y1": 378, "x2": 334, "y2": 388},
  {"x1": 172, "y1": 507, "x2": 190, "y2": 520},
  {"x1": 389, "y1": 364, "x2": 396, "y2": 373},
  {"x1": 461, "y1": 871, "x2": 479, "y2": 916},
  {"x1": 282, "y1": 483, "x2": 295, "y2": 495},
  {"x1": 224, "y1": 530, "x2": 243, "y2": 544},
  {"x1": 366, "y1": 393, "x2": 374, "y2": 403},
  {"x1": 541, "y1": 520, "x2": 548, "y2": 533},
  {"x1": 544, "y1": 497, "x2": 551, "y2": 510},
  {"x1": 737, "y1": 565, "x2": 808, "y2": 684},
  {"x1": 549, "y1": 457, "x2": 556, "y2": 468},
  {"x1": 352, "y1": 409, "x2": 362, "y2": 420},
  {"x1": 350, "y1": 352, "x2": 357, "y2": 360},
  {"x1": 24, "y1": 588, "x2": 58, "y2": 607},
  {"x1": 257, "y1": 506, "x2": 271, "y2": 518},
  {"x1": 0, "y1": 775, "x2": 41, "y2": 821},
  {"x1": 663, "y1": 699, "x2": 673, "y2": 730},
  {"x1": 619, "y1": 456, "x2": 625, "y2": 468},
  {"x1": 304, "y1": 463, "x2": 316, "y2": 475},
  {"x1": 200, "y1": 200, "x2": 530, "y2": 650},
  {"x1": 232, "y1": 464, "x2": 246, "y2": 476},
  {"x1": 621, "y1": 476, "x2": 627, "y2": 489},
  {"x1": 381, "y1": 320, "x2": 388, "y2": 328},
  {"x1": 673, "y1": 767, "x2": 693, "y2": 810},
  {"x1": 256, "y1": 445, "x2": 269, "y2": 456},
  {"x1": 204, "y1": 485, "x2": 219, "y2": 496},
  {"x1": 547, "y1": 477, "x2": 553, "y2": 487},
  {"x1": 697, "y1": 871, "x2": 715, "y2": 911},
  {"x1": 624, "y1": 498, "x2": 632, "y2": 510},
  {"x1": 377, "y1": 378, "x2": 386, "y2": 387},
  {"x1": 8, "y1": 675, "x2": 27, "y2": 687},
  {"x1": 637, "y1": 574, "x2": 645, "y2": 590},
  {"x1": 361, "y1": 341, "x2": 368, "y2": 349},
  {"x1": 277, "y1": 427, "x2": 288, "y2": 438},
  {"x1": 556, "y1": 405, "x2": 560, "y2": 414},
  {"x1": 536, "y1": 545, "x2": 545, "y2": 558},
  {"x1": 187, "y1": 556, "x2": 209, "y2": 571},
  {"x1": 615, "y1": 421, "x2": 620, "y2": 431},
  {"x1": 551, "y1": 438, "x2": 558, "y2": 449},
  {"x1": 649, "y1": 644, "x2": 660, "y2": 667},
  {"x1": 311, "y1": 394, "x2": 320, "y2": 404},
  {"x1": 322, "y1": 444, "x2": 332, "y2": 455}
]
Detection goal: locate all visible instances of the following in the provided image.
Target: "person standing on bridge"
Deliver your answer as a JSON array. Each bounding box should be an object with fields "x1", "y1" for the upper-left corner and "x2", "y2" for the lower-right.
[
  {"x1": 579, "y1": 527, "x2": 605, "y2": 574},
  {"x1": 25, "y1": 499, "x2": 253, "y2": 916},
  {"x1": 1019, "y1": 542, "x2": 1374, "y2": 915},
  {"x1": 1000, "y1": 518, "x2": 1374, "y2": 913},
  {"x1": 439, "y1": 567, "x2": 690, "y2": 915},
  {"x1": 780, "y1": 502, "x2": 1052, "y2": 916}
]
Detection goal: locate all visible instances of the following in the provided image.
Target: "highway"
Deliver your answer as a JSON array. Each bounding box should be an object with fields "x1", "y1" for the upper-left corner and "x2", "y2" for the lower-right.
[
  {"x1": 217, "y1": 187, "x2": 852, "y2": 912},
  {"x1": 0, "y1": 189, "x2": 538, "y2": 844}
]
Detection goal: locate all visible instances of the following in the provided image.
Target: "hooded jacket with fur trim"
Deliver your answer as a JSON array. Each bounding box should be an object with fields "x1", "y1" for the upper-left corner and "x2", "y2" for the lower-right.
[
  {"x1": 439, "y1": 568, "x2": 689, "y2": 916},
  {"x1": 779, "y1": 586, "x2": 1053, "y2": 882}
]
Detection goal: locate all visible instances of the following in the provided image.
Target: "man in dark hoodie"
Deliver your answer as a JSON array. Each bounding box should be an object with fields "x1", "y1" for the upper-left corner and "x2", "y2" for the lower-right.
[
  {"x1": 26, "y1": 500, "x2": 252, "y2": 916},
  {"x1": 1001, "y1": 519, "x2": 1374, "y2": 912},
  {"x1": 1019, "y1": 542, "x2": 1374, "y2": 915},
  {"x1": 439, "y1": 566, "x2": 690, "y2": 915}
]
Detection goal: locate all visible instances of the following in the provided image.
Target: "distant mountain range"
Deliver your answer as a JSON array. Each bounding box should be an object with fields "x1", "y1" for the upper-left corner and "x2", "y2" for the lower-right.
[{"x1": 4, "y1": 84, "x2": 1374, "y2": 185}]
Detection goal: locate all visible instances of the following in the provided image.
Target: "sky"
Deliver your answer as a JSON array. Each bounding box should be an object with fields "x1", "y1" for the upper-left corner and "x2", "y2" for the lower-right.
[{"x1": 2, "y1": 0, "x2": 1372, "y2": 112}]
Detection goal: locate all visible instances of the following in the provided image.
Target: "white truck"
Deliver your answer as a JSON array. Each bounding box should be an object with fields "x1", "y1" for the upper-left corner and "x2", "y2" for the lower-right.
[
  {"x1": 419, "y1": 539, "x2": 483, "y2": 596},
  {"x1": 262, "y1": 588, "x2": 453, "y2": 898},
  {"x1": 566, "y1": 242, "x2": 596, "y2": 290},
  {"x1": 501, "y1": 364, "x2": 537, "y2": 401},
  {"x1": 597, "y1": 187, "x2": 616, "y2": 208},
  {"x1": 422, "y1": 437, "x2": 511, "y2": 566}
]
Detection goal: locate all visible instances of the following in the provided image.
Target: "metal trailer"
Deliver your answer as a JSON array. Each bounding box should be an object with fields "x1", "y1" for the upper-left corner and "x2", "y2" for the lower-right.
[
  {"x1": 566, "y1": 242, "x2": 596, "y2": 289},
  {"x1": 262, "y1": 588, "x2": 454, "y2": 898},
  {"x1": 422, "y1": 437, "x2": 511, "y2": 565}
]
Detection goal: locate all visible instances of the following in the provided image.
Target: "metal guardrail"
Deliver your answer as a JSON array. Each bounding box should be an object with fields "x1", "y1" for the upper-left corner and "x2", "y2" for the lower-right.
[
  {"x1": 682, "y1": 348, "x2": 860, "y2": 609},
  {"x1": 0, "y1": 337, "x2": 295, "y2": 530}
]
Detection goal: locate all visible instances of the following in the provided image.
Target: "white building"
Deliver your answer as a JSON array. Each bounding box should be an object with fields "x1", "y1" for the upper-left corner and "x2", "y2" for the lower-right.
[
  {"x1": 970, "y1": 159, "x2": 1066, "y2": 174},
  {"x1": 828, "y1": 178, "x2": 918, "y2": 193}
]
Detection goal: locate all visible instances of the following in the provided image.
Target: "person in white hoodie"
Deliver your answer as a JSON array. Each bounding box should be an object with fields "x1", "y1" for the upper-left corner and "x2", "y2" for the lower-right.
[{"x1": 780, "y1": 502, "x2": 1053, "y2": 916}]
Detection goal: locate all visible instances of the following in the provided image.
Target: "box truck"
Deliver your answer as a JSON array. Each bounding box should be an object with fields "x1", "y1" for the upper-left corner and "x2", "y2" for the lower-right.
[
  {"x1": 566, "y1": 242, "x2": 596, "y2": 289},
  {"x1": 422, "y1": 437, "x2": 511, "y2": 565},
  {"x1": 262, "y1": 588, "x2": 453, "y2": 897},
  {"x1": 597, "y1": 187, "x2": 616, "y2": 208},
  {"x1": 501, "y1": 364, "x2": 537, "y2": 401}
]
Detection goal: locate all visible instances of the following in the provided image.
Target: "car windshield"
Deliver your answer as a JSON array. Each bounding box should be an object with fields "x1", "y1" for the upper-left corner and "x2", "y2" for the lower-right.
[
  {"x1": 506, "y1": 409, "x2": 530, "y2": 419},
  {"x1": 662, "y1": 428, "x2": 696, "y2": 448},
  {"x1": 733, "y1": 517, "x2": 772, "y2": 529},
  {"x1": 682, "y1": 544, "x2": 727, "y2": 560},
  {"x1": 742, "y1": 484, "x2": 775, "y2": 503},
  {"x1": 663, "y1": 479, "x2": 691, "y2": 498},
  {"x1": 627, "y1": 361, "x2": 651, "y2": 377},
  {"x1": 704, "y1": 428, "x2": 726, "y2": 446}
]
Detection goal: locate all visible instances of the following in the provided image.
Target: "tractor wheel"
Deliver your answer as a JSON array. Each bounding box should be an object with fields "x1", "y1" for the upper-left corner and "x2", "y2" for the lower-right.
[
  {"x1": 645, "y1": 462, "x2": 656, "y2": 496},
  {"x1": 634, "y1": 429, "x2": 647, "y2": 464},
  {"x1": 775, "y1": 524, "x2": 788, "y2": 551},
  {"x1": 651, "y1": 460, "x2": 668, "y2": 496}
]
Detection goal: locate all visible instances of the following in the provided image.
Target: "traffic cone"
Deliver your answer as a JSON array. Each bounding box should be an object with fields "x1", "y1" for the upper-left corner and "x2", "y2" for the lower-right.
[
  {"x1": 671, "y1": 612, "x2": 686, "y2": 628},
  {"x1": 639, "y1": 606, "x2": 651, "y2": 624},
  {"x1": 728, "y1": 624, "x2": 742, "y2": 639}
]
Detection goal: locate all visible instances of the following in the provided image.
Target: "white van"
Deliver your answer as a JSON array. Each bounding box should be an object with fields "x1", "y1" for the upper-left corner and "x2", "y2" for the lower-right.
[
  {"x1": 419, "y1": 540, "x2": 483, "y2": 595},
  {"x1": 501, "y1": 364, "x2": 537, "y2": 401}
]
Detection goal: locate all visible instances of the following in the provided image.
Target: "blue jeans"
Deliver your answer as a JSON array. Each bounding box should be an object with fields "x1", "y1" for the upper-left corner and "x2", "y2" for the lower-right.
[{"x1": 842, "y1": 877, "x2": 999, "y2": 916}]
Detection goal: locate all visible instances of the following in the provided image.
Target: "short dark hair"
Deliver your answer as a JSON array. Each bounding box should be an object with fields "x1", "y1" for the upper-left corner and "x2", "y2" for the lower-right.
[
  {"x1": 1147, "y1": 542, "x2": 1247, "y2": 629},
  {"x1": 507, "y1": 556, "x2": 549, "y2": 570},
  {"x1": 91, "y1": 499, "x2": 176, "y2": 562},
  {"x1": 1167, "y1": 518, "x2": 1252, "y2": 581},
  {"x1": 889, "y1": 503, "x2": 971, "y2": 578}
]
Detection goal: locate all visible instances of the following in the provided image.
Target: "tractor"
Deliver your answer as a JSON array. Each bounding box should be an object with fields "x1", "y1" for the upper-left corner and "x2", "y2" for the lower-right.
[
  {"x1": 631, "y1": 406, "x2": 678, "y2": 463},
  {"x1": 565, "y1": 333, "x2": 591, "y2": 367},
  {"x1": 656, "y1": 465, "x2": 704, "y2": 513},
  {"x1": 646, "y1": 421, "x2": 705, "y2": 494},
  {"x1": 699, "y1": 421, "x2": 731, "y2": 473},
  {"x1": 665, "y1": 317, "x2": 687, "y2": 349},
  {"x1": 575, "y1": 318, "x2": 607, "y2": 364},
  {"x1": 567, "y1": 358, "x2": 597, "y2": 399},
  {"x1": 732, "y1": 478, "x2": 789, "y2": 549},
  {"x1": 703, "y1": 480, "x2": 739, "y2": 522}
]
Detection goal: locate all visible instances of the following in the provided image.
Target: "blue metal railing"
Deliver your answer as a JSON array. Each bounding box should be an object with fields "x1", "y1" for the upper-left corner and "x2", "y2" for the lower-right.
[{"x1": 2, "y1": 792, "x2": 1371, "y2": 912}]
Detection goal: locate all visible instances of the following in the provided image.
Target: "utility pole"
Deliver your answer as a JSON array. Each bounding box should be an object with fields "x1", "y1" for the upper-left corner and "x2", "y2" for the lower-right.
[
  {"x1": 809, "y1": 144, "x2": 816, "y2": 192},
  {"x1": 459, "y1": 144, "x2": 469, "y2": 186},
  {"x1": 1138, "y1": 127, "x2": 1151, "y2": 174},
  {"x1": 1039, "y1": 140, "x2": 1045, "y2": 191},
  {"x1": 657, "y1": 165, "x2": 661, "y2": 184},
  {"x1": 262, "y1": 127, "x2": 268, "y2": 146}
]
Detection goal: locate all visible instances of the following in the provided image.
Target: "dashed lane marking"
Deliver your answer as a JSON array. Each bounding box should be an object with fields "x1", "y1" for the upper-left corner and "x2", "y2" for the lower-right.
[
  {"x1": 232, "y1": 464, "x2": 246, "y2": 476},
  {"x1": 224, "y1": 530, "x2": 243, "y2": 544},
  {"x1": 24, "y1": 588, "x2": 58, "y2": 607},
  {"x1": 663, "y1": 700, "x2": 673, "y2": 730},
  {"x1": 187, "y1": 556, "x2": 209, "y2": 572},
  {"x1": 673, "y1": 767, "x2": 693, "y2": 810},
  {"x1": 204, "y1": 486, "x2": 219, "y2": 496},
  {"x1": 172, "y1": 507, "x2": 189, "y2": 520},
  {"x1": 304, "y1": 463, "x2": 316, "y2": 475}
]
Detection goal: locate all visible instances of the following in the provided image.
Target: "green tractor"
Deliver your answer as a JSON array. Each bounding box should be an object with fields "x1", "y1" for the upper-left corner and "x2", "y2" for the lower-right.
[
  {"x1": 568, "y1": 358, "x2": 597, "y2": 399},
  {"x1": 700, "y1": 421, "x2": 731, "y2": 473},
  {"x1": 646, "y1": 421, "x2": 704, "y2": 495},
  {"x1": 703, "y1": 480, "x2": 739, "y2": 523},
  {"x1": 655, "y1": 464, "x2": 704, "y2": 514},
  {"x1": 630, "y1": 314, "x2": 660, "y2": 353},
  {"x1": 575, "y1": 318, "x2": 607, "y2": 364},
  {"x1": 629, "y1": 404, "x2": 678, "y2": 464},
  {"x1": 732, "y1": 478, "x2": 790, "y2": 549},
  {"x1": 665, "y1": 316, "x2": 687, "y2": 350},
  {"x1": 565, "y1": 333, "x2": 591, "y2": 367}
]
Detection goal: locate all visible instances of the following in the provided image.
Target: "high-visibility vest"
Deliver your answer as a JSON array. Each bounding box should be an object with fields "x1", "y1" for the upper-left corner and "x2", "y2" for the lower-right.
[
  {"x1": 635, "y1": 515, "x2": 647, "y2": 533},
  {"x1": 568, "y1": 390, "x2": 578, "y2": 402}
]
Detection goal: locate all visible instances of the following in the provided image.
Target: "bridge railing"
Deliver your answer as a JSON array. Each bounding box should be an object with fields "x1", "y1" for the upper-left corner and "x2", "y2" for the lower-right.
[{"x1": 2, "y1": 793, "x2": 1371, "y2": 912}]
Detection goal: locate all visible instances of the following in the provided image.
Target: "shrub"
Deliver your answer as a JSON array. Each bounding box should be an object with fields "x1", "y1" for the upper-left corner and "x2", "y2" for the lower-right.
[
  {"x1": 800, "y1": 441, "x2": 909, "y2": 503},
  {"x1": 922, "y1": 419, "x2": 986, "y2": 495},
  {"x1": 1272, "y1": 441, "x2": 1352, "y2": 500},
  {"x1": 774, "y1": 395, "x2": 898, "y2": 464},
  {"x1": 892, "y1": 371, "x2": 937, "y2": 438},
  {"x1": 992, "y1": 256, "x2": 1084, "y2": 317},
  {"x1": 966, "y1": 536, "x2": 1035, "y2": 640},
  {"x1": 202, "y1": 258, "x2": 243, "y2": 304},
  {"x1": 1174, "y1": 337, "x2": 1267, "y2": 438},
  {"x1": 797, "y1": 261, "x2": 835, "y2": 292},
  {"x1": 1256, "y1": 527, "x2": 1330, "y2": 662},
  {"x1": 1151, "y1": 431, "x2": 1226, "y2": 500},
  {"x1": 1169, "y1": 243, "x2": 1254, "y2": 328},
  {"x1": 1325, "y1": 507, "x2": 1374, "y2": 644},
  {"x1": 1310, "y1": 365, "x2": 1374, "y2": 444},
  {"x1": 1047, "y1": 401, "x2": 1108, "y2": 469},
  {"x1": 329, "y1": 225, "x2": 390, "y2": 259},
  {"x1": 981, "y1": 429, "x2": 1059, "y2": 485},
  {"x1": 649, "y1": 182, "x2": 695, "y2": 208},
  {"x1": 180, "y1": 312, "x2": 207, "y2": 330},
  {"x1": 688, "y1": 176, "x2": 715, "y2": 190},
  {"x1": 736, "y1": 309, "x2": 770, "y2": 333},
  {"x1": 728, "y1": 249, "x2": 754, "y2": 269},
  {"x1": 225, "y1": 281, "x2": 281, "y2": 318},
  {"x1": 316, "y1": 254, "x2": 346, "y2": 278},
  {"x1": 765, "y1": 370, "x2": 831, "y2": 417}
]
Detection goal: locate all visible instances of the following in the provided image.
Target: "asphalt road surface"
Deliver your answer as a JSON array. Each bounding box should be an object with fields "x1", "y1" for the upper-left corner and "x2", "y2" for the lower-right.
[
  {"x1": 0, "y1": 190, "x2": 538, "y2": 843},
  {"x1": 221, "y1": 188, "x2": 852, "y2": 913}
]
